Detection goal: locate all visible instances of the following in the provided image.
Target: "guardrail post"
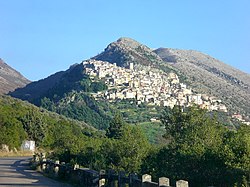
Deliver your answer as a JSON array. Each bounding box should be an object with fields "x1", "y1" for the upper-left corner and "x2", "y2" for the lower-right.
[
  {"x1": 54, "y1": 160, "x2": 60, "y2": 177},
  {"x1": 159, "y1": 177, "x2": 170, "y2": 187},
  {"x1": 99, "y1": 178, "x2": 105, "y2": 187},
  {"x1": 176, "y1": 180, "x2": 188, "y2": 187},
  {"x1": 142, "y1": 174, "x2": 152, "y2": 183},
  {"x1": 41, "y1": 158, "x2": 46, "y2": 171},
  {"x1": 73, "y1": 164, "x2": 79, "y2": 170},
  {"x1": 99, "y1": 170, "x2": 106, "y2": 187}
]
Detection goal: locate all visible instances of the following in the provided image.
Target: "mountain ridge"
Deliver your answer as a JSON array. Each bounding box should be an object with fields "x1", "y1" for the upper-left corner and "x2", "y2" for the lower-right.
[
  {"x1": 0, "y1": 58, "x2": 30, "y2": 94},
  {"x1": 154, "y1": 48, "x2": 250, "y2": 86},
  {"x1": 154, "y1": 47, "x2": 250, "y2": 118}
]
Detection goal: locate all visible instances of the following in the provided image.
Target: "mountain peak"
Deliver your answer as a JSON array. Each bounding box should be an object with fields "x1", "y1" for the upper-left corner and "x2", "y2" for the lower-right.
[
  {"x1": 93, "y1": 37, "x2": 164, "y2": 68},
  {"x1": 117, "y1": 37, "x2": 137, "y2": 43},
  {"x1": 116, "y1": 37, "x2": 143, "y2": 49}
]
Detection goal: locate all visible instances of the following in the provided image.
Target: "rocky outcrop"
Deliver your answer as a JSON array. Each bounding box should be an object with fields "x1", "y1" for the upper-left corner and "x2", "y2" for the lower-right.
[
  {"x1": 0, "y1": 59, "x2": 30, "y2": 94},
  {"x1": 93, "y1": 37, "x2": 166, "y2": 67}
]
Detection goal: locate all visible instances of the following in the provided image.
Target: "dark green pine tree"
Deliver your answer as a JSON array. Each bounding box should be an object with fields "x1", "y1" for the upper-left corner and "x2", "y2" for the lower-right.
[{"x1": 106, "y1": 113, "x2": 124, "y2": 139}]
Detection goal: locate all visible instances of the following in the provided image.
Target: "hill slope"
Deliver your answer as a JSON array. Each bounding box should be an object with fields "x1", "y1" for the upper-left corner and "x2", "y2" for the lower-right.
[
  {"x1": 154, "y1": 48, "x2": 250, "y2": 118},
  {"x1": 0, "y1": 59, "x2": 30, "y2": 94},
  {"x1": 10, "y1": 64, "x2": 111, "y2": 129},
  {"x1": 0, "y1": 95, "x2": 95, "y2": 149}
]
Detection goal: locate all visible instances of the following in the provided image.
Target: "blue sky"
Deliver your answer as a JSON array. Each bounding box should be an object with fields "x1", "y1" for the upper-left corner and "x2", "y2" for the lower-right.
[{"x1": 0, "y1": 0, "x2": 249, "y2": 81}]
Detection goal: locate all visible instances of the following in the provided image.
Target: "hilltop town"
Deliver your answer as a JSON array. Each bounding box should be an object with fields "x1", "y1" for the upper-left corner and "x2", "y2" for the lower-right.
[{"x1": 82, "y1": 60, "x2": 228, "y2": 112}]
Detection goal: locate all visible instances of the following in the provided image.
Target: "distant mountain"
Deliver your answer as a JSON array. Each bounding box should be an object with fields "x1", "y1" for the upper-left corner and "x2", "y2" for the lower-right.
[
  {"x1": 0, "y1": 58, "x2": 30, "y2": 94},
  {"x1": 10, "y1": 70, "x2": 68, "y2": 104},
  {"x1": 154, "y1": 48, "x2": 250, "y2": 118}
]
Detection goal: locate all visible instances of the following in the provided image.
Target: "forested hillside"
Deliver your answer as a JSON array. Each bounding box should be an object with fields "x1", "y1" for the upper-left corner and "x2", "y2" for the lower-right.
[
  {"x1": 0, "y1": 95, "x2": 96, "y2": 149},
  {"x1": 10, "y1": 64, "x2": 111, "y2": 129}
]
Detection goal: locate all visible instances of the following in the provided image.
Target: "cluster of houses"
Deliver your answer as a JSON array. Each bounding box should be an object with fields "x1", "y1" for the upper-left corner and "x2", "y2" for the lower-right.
[
  {"x1": 232, "y1": 114, "x2": 250, "y2": 126},
  {"x1": 82, "y1": 60, "x2": 228, "y2": 112}
]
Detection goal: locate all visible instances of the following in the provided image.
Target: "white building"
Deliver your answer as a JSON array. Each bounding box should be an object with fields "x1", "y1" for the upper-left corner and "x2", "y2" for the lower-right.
[{"x1": 21, "y1": 140, "x2": 35, "y2": 152}]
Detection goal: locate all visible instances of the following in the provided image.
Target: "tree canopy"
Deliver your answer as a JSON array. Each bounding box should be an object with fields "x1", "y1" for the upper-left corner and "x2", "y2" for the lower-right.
[
  {"x1": 142, "y1": 105, "x2": 250, "y2": 186},
  {"x1": 106, "y1": 113, "x2": 125, "y2": 139}
]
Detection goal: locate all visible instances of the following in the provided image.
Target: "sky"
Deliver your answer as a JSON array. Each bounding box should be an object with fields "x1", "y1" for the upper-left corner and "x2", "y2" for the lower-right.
[{"x1": 0, "y1": 0, "x2": 249, "y2": 81}]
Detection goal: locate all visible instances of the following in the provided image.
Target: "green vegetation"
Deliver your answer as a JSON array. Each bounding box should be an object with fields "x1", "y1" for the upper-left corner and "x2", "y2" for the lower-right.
[
  {"x1": 0, "y1": 95, "x2": 95, "y2": 150},
  {"x1": 1, "y1": 96, "x2": 249, "y2": 186},
  {"x1": 16, "y1": 64, "x2": 110, "y2": 129},
  {"x1": 80, "y1": 125, "x2": 149, "y2": 173},
  {"x1": 41, "y1": 91, "x2": 163, "y2": 130},
  {"x1": 37, "y1": 65, "x2": 110, "y2": 129},
  {"x1": 39, "y1": 65, "x2": 107, "y2": 103},
  {"x1": 106, "y1": 113, "x2": 124, "y2": 139},
  {"x1": 50, "y1": 105, "x2": 249, "y2": 186},
  {"x1": 98, "y1": 99, "x2": 162, "y2": 124},
  {"x1": 41, "y1": 92, "x2": 111, "y2": 129},
  {"x1": 138, "y1": 122, "x2": 166, "y2": 144},
  {"x1": 142, "y1": 105, "x2": 250, "y2": 186}
]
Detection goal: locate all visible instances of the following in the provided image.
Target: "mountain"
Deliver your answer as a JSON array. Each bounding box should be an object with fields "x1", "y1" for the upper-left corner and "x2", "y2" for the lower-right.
[
  {"x1": 10, "y1": 37, "x2": 250, "y2": 127},
  {"x1": 10, "y1": 69, "x2": 70, "y2": 104},
  {"x1": 93, "y1": 37, "x2": 162, "y2": 67},
  {"x1": 9, "y1": 38, "x2": 178, "y2": 129},
  {"x1": 10, "y1": 64, "x2": 111, "y2": 129},
  {"x1": 93, "y1": 37, "x2": 178, "y2": 75},
  {"x1": 94, "y1": 38, "x2": 250, "y2": 118},
  {"x1": 0, "y1": 58, "x2": 30, "y2": 94},
  {"x1": 154, "y1": 48, "x2": 250, "y2": 118}
]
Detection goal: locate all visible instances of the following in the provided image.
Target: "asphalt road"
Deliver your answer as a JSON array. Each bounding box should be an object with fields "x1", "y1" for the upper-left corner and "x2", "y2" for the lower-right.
[{"x1": 0, "y1": 157, "x2": 72, "y2": 187}]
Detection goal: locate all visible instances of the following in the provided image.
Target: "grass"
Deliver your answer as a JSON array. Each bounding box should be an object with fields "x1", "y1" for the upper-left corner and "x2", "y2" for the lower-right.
[
  {"x1": 138, "y1": 121, "x2": 166, "y2": 144},
  {"x1": 0, "y1": 151, "x2": 34, "y2": 157}
]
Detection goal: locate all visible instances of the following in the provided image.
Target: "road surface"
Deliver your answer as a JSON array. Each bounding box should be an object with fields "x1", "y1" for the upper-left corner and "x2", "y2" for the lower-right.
[{"x1": 0, "y1": 157, "x2": 72, "y2": 187}]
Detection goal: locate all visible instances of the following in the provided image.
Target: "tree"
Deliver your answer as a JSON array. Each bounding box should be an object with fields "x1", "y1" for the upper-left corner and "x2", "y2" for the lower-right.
[
  {"x1": 222, "y1": 125, "x2": 250, "y2": 185},
  {"x1": 49, "y1": 120, "x2": 85, "y2": 154},
  {"x1": 155, "y1": 105, "x2": 248, "y2": 186},
  {"x1": 0, "y1": 119, "x2": 27, "y2": 150},
  {"x1": 20, "y1": 109, "x2": 47, "y2": 145},
  {"x1": 161, "y1": 105, "x2": 186, "y2": 142},
  {"x1": 106, "y1": 113, "x2": 125, "y2": 139},
  {"x1": 101, "y1": 125, "x2": 150, "y2": 172},
  {"x1": 40, "y1": 97, "x2": 55, "y2": 111}
]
